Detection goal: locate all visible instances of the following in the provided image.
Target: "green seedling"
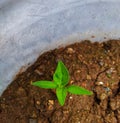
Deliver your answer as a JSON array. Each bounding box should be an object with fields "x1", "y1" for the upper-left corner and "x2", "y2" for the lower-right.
[{"x1": 32, "y1": 61, "x2": 93, "y2": 106}]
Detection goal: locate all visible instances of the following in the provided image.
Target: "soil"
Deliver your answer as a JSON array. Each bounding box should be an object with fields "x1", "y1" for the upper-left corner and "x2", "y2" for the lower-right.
[{"x1": 0, "y1": 40, "x2": 120, "y2": 123}]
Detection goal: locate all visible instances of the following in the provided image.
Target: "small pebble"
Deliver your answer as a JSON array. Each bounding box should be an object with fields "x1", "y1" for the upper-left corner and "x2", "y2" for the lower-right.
[
  {"x1": 70, "y1": 80, "x2": 74, "y2": 84},
  {"x1": 77, "y1": 110, "x2": 80, "y2": 113},
  {"x1": 100, "y1": 93, "x2": 107, "y2": 100},
  {"x1": 48, "y1": 100, "x2": 54, "y2": 110},
  {"x1": 76, "y1": 70, "x2": 81, "y2": 73},
  {"x1": 95, "y1": 81, "x2": 104, "y2": 86},
  {"x1": 78, "y1": 54, "x2": 83, "y2": 61},
  {"x1": 106, "y1": 68, "x2": 115, "y2": 74},
  {"x1": 112, "y1": 61, "x2": 115, "y2": 64},
  {"x1": 36, "y1": 101, "x2": 40, "y2": 105},
  {"x1": 48, "y1": 100, "x2": 54, "y2": 105},
  {"x1": 98, "y1": 60, "x2": 104, "y2": 66},
  {"x1": 74, "y1": 70, "x2": 81, "y2": 81},
  {"x1": 86, "y1": 75, "x2": 91, "y2": 80},
  {"x1": 104, "y1": 87, "x2": 110, "y2": 92},
  {"x1": 63, "y1": 110, "x2": 69, "y2": 114},
  {"x1": 69, "y1": 96, "x2": 73, "y2": 99},
  {"x1": 66, "y1": 48, "x2": 75, "y2": 54}
]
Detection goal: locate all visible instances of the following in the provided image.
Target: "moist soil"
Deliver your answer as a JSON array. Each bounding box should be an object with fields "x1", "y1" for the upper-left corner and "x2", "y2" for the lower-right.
[{"x1": 0, "y1": 40, "x2": 120, "y2": 123}]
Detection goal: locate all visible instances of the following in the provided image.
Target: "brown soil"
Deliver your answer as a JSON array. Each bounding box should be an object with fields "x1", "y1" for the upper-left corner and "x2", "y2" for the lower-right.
[{"x1": 0, "y1": 40, "x2": 120, "y2": 123}]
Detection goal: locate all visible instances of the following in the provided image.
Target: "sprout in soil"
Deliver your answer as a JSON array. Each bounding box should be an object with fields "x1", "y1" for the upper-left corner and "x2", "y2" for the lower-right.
[{"x1": 32, "y1": 61, "x2": 93, "y2": 106}]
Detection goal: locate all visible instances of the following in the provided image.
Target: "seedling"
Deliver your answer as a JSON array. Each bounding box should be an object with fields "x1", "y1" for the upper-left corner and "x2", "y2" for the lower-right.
[{"x1": 32, "y1": 61, "x2": 93, "y2": 106}]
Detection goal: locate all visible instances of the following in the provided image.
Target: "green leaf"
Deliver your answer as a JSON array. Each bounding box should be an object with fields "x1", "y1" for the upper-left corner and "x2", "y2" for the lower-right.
[
  {"x1": 32, "y1": 81, "x2": 57, "y2": 89},
  {"x1": 56, "y1": 87, "x2": 67, "y2": 106},
  {"x1": 67, "y1": 85, "x2": 93, "y2": 95},
  {"x1": 53, "y1": 61, "x2": 70, "y2": 86}
]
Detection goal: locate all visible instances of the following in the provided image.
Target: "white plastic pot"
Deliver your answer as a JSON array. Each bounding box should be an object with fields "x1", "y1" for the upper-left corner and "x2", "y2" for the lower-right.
[{"x1": 0, "y1": 0, "x2": 120, "y2": 95}]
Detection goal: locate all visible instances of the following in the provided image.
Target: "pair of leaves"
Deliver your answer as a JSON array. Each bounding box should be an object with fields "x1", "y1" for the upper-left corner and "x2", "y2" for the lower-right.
[
  {"x1": 56, "y1": 85, "x2": 93, "y2": 106},
  {"x1": 32, "y1": 61, "x2": 69, "y2": 88},
  {"x1": 53, "y1": 61, "x2": 70, "y2": 87},
  {"x1": 32, "y1": 61, "x2": 93, "y2": 106}
]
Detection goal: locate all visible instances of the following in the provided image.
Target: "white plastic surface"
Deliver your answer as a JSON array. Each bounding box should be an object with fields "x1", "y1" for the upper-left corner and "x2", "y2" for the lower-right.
[{"x1": 0, "y1": 0, "x2": 120, "y2": 95}]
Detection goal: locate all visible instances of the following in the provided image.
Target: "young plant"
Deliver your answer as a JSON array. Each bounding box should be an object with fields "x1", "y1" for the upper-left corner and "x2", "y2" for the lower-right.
[{"x1": 32, "y1": 61, "x2": 93, "y2": 106}]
